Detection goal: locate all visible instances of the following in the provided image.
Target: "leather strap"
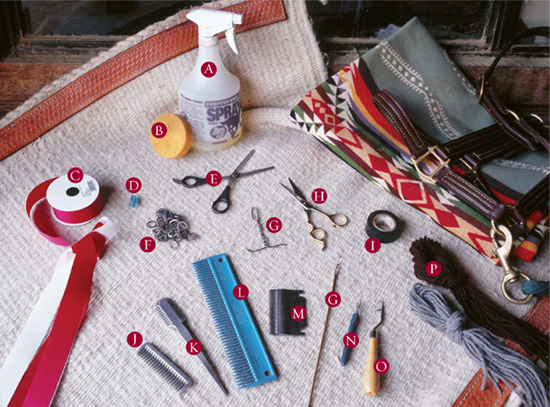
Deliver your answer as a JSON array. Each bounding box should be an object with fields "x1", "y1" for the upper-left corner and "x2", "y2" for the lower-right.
[
  {"x1": 477, "y1": 26, "x2": 550, "y2": 152},
  {"x1": 373, "y1": 90, "x2": 428, "y2": 158},
  {"x1": 452, "y1": 297, "x2": 549, "y2": 407},
  {"x1": 511, "y1": 175, "x2": 550, "y2": 224},
  {"x1": 373, "y1": 89, "x2": 507, "y2": 222},
  {"x1": 434, "y1": 124, "x2": 506, "y2": 162},
  {"x1": 484, "y1": 27, "x2": 550, "y2": 81},
  {"x1": 434, "y1": 167, "x2": 506, "y2": 220},
  {"x1": 0, "y1": 0, "x2": 287, "y2": 160}
]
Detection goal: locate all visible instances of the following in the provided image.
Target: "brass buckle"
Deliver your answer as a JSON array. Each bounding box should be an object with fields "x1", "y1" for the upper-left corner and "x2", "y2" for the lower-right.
[
  {"x1": 457, "y1": 158, "x2": 476, "y2": 174},
  {"x1": 477, "y1": 73, "x2": 485, "y2": 103},
  {"x1": 411, "y1": 146, "x2": 450, "y2": 184}
]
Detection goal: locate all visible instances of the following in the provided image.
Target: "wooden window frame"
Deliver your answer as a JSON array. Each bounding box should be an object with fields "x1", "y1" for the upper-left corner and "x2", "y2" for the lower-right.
[{"x1": 0, "y1": 0, "x2": 548, "y2": 118}]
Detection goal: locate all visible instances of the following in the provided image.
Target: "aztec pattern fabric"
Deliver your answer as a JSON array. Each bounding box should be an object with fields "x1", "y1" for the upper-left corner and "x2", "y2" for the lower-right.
[{"x1": 290, "y1": 18, "x2": 549, "y2": 262}]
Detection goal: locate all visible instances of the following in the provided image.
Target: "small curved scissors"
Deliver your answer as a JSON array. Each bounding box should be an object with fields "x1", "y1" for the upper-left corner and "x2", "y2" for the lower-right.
[{"x1": 280, "y1": 178, "x2": 348, "y2": 250}]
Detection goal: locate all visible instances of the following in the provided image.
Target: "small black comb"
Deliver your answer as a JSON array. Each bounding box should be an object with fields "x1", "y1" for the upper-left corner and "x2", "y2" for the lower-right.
[{"x1": 269, "y1": 289, "x2": 307, "y2": 336}]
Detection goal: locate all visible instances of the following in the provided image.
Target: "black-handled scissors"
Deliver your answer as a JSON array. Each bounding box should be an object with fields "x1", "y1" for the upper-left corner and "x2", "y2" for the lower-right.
[
  {"x1": 212, "y1": 150, "x2": 275, "y2": 214},
  {"x1": 173, "y1": 167, "x2": 274, "y2": 189},
  {"x1": 174, "y1": 150, "x2": 274, "y2": 214}
]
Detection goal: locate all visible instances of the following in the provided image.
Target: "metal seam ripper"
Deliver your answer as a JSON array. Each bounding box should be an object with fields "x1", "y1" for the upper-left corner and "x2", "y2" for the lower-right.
[{"x1": 490, "y1": 221, "x2": 533, "y2": 305}]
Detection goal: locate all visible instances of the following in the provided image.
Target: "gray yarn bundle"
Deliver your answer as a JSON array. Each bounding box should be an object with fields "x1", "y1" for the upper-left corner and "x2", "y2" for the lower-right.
[{"x1": 409, "y1": 284, "x2": 549, "y2": 407}]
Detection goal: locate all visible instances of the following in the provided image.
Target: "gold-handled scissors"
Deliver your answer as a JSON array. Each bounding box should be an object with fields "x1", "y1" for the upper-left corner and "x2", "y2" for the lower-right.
[{"x1": 280, "y1": 178, "x2": 348, "y2": 250}]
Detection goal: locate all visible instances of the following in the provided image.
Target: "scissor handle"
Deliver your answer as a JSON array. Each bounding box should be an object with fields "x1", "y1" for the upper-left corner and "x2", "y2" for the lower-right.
[
  {"x1": 174, "y1": 176, "x2": 208, "y2": 188},
  {"x1": 309, "y1": 227, "x2": 327, "y2": 251},
  {"x1": 329, "y1": 213, "x2": 349, "y2": 228},
  {"x1": 212, "y1": 185, "x2": 231, "y2": 214},
  {"x1": 311, "y1": 208, "x2": 348, "y2": 229}
]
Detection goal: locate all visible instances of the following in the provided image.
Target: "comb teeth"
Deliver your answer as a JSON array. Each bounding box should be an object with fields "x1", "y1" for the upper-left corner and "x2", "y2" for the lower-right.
[
  {"x1": 154, "y1": 298, "x2": 183, "y2": 328},
  {"x1": 193, "y1": 260, "x2": 256, "y2": 387},
  {"x1": 155, "y1": 304, "x2": 173, "y2": 327},
  {"x1": 137, "y1": 343, "x2": 192, "y2": 394}
]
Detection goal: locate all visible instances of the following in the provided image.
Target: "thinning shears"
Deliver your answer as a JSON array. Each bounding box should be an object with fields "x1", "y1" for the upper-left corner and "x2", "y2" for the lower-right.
[
  {"x1": 175, "y1": 150, "x2": 274, "y2": 214},
  {"x1": 280, "y1": 178, "x2": 348, "y2": 250},
  {"x1": 173, "y1": 168, "x2": 274, "y2": 188}
]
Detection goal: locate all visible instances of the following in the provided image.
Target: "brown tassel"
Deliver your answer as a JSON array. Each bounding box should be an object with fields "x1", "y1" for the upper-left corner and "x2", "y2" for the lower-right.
[{"x1": 410, "y1": 237, "x2": 549, "y2": 363}]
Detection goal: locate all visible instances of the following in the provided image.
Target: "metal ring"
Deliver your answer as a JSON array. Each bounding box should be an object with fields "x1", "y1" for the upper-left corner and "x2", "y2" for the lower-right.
[
  {"x1": 529, "y1": 112, "x2": 545, "y2": 124},
  {"x1": 156, "y1": 209, "x2": 169, "y2": 218},
  {"x1": 178, "y1": 220, "x2": 188, "y2": 230},
  {"x1": 501, "y1": 273, "x2": 534, "y2": 305},
  {"x1": 503, "y1": 108, "x2": 521, "y2": 124},
  {"x1": 157, "y1": 233, "x2": 169, "y2": 242},
  {"x1": 169, "y1": 240, "x2": 179, "y2": 250},
  {"x1": 151, "y1": 227, "x2": 160, "y2": 235},
  {"x1": 490, "y1": 220, "x2": 505, "y2": 237},
  {"x1": 173, "y1": 234, "x2": 183, "y2": 242},
  {"x1": 146, "y1": 220, "x2": 157, "y2": 228},
  {"x1": 187, "y1": 233, "x2": 198, "y2": 241},
  {"x1": 476, "y1": 73, "x2": 485, "y2": 103}
]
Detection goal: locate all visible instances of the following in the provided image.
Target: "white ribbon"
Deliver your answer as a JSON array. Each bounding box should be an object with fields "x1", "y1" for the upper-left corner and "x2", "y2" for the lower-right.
[{"x1": 0, "y1": 218, "x2": 118, "y2": 407}]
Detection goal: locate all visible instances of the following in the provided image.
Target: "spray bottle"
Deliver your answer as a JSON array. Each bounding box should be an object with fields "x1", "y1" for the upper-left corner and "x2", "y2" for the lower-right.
[{"x1": 180, "y1": 9, "x2": 244, "y2": 151}]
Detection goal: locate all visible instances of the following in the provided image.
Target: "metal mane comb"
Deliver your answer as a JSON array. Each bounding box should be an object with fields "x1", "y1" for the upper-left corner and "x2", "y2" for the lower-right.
[{"x1": 137, "y1": 343, "x2": 192, "y2": 395}]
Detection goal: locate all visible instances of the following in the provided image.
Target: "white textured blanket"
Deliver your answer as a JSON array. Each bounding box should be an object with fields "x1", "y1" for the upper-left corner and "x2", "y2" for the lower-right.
[{"x1": 0, "y1": 1, "x2": 546, "y2": 406}]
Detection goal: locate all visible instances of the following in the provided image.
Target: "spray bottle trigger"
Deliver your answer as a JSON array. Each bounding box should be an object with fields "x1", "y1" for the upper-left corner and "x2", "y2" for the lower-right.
[{"x1": 226, "y1": 27, "x2": 238, "y2": 54}]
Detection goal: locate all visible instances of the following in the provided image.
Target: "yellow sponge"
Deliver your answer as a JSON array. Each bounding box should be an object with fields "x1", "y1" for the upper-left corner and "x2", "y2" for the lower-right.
[{"x1": 149, "y1": 113, "x2": 193, "y2": 158}]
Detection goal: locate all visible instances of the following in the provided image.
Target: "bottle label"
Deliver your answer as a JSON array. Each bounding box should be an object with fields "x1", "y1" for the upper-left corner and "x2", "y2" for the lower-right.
[{"x1": 179, "y1": 92, "x2": 242, "y2": 146}]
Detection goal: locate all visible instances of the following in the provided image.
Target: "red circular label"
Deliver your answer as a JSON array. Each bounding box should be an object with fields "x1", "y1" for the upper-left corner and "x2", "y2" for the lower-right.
[
  {"x1": 233, "y1": 284, "x2": 249, "y2": 300},
  {"x1": 140, "y1": 237, "x2": 156, "y2": 253},
  {"x1": 201, "y1": 62, "x2": 217, "y2": 78},
  {"x1": 291, "y1": 305, "x2": 306, "y2": 321},
  {"x1": 68, "y1": 167, "x2": 83, "y2": 183},
  {"x1": 186, "y1": 339, "x2": 202, "y2": 355},
  {"x1": 206, "y1": 171, "x2": 222, "y2": 186},
  {"x1": 426, "y1": 260, "x2": 442, "y2": 277},
  {"x1": 126, "y1": 177, "x2": 142, "y2": 193},
  {"x1": 266, "y1": 217, "x2": 282, "y2": 233},
  {"x1": 151, "y1": 122, "x2": 168, "y2": 139},
  {"x1": 343, "y1": 332, "x2": 359, "y2": 348},
  {"x1": 127, "y1": 331, "x2": 143, "y2": 348},
  {"x1": 311, "y1": 188, "x2": 327, "y2": 204},
  {"x1": 365, "y1": 237, "x2": 381, "y2": 253},
  {"x1": 325, "y1": 291, "x2": 341, "y2": 307},
  {"x1": 374, "y1": 358, "x2": 390, "y2": 374}
]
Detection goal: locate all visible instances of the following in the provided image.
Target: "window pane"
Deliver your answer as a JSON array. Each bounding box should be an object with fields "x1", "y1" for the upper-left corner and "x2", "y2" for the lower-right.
[
  {"x1": 22, "y1": 0, "x2": 207, "y2": 36},
  {"x1": 519, "y1": 0, "x2": 550, "y2": 44},
  {"x1": 308, "y1": 0, "x2": 491, "y2": 40}
]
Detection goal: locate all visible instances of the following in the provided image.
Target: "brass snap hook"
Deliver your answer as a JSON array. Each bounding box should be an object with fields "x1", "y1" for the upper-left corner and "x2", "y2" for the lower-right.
[{"x1": 490, "y1": 223, "x2": 533, "y2": 305}]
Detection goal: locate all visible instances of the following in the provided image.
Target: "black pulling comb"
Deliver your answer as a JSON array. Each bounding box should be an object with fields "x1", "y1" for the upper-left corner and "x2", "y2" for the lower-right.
[{"x1": 269, "y1": 289, "x2": 307, "y2": 336}]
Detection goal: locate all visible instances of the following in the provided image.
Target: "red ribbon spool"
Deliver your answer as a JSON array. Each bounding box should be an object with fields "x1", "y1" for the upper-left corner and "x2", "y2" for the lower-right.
[{"x1": 26, "y1": 175, "x2": 102, "y2": 246}]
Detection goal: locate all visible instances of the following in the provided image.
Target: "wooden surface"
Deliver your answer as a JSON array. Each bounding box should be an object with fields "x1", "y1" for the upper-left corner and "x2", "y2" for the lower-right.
[{"x1": 0, "y1": 36, "x2": 548, "y2": 119}]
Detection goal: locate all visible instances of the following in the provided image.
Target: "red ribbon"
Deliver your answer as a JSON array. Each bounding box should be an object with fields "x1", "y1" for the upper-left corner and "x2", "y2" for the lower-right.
[
  {"x1": 26, "y1": 178, "x2": 102, "y2": 246},
  {"x1": 8, "y1": 221, "x2": 107, "y2": 406}
]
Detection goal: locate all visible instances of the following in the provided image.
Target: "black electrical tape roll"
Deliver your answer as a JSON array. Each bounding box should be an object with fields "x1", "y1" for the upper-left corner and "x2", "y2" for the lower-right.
[{"x1": 366, "y1": 210, "x2": 402, "y2": 244}]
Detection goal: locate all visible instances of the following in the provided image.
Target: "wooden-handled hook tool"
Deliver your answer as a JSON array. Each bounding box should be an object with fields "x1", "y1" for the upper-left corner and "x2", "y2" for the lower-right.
[{"x1": 363, "y1": 301, "x2": 384, "y2": 396}]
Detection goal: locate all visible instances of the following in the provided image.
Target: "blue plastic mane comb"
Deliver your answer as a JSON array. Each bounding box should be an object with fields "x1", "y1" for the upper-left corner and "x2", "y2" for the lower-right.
[{"x1": 192, "y1": 254, "x2": 277, "y2": 388}]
